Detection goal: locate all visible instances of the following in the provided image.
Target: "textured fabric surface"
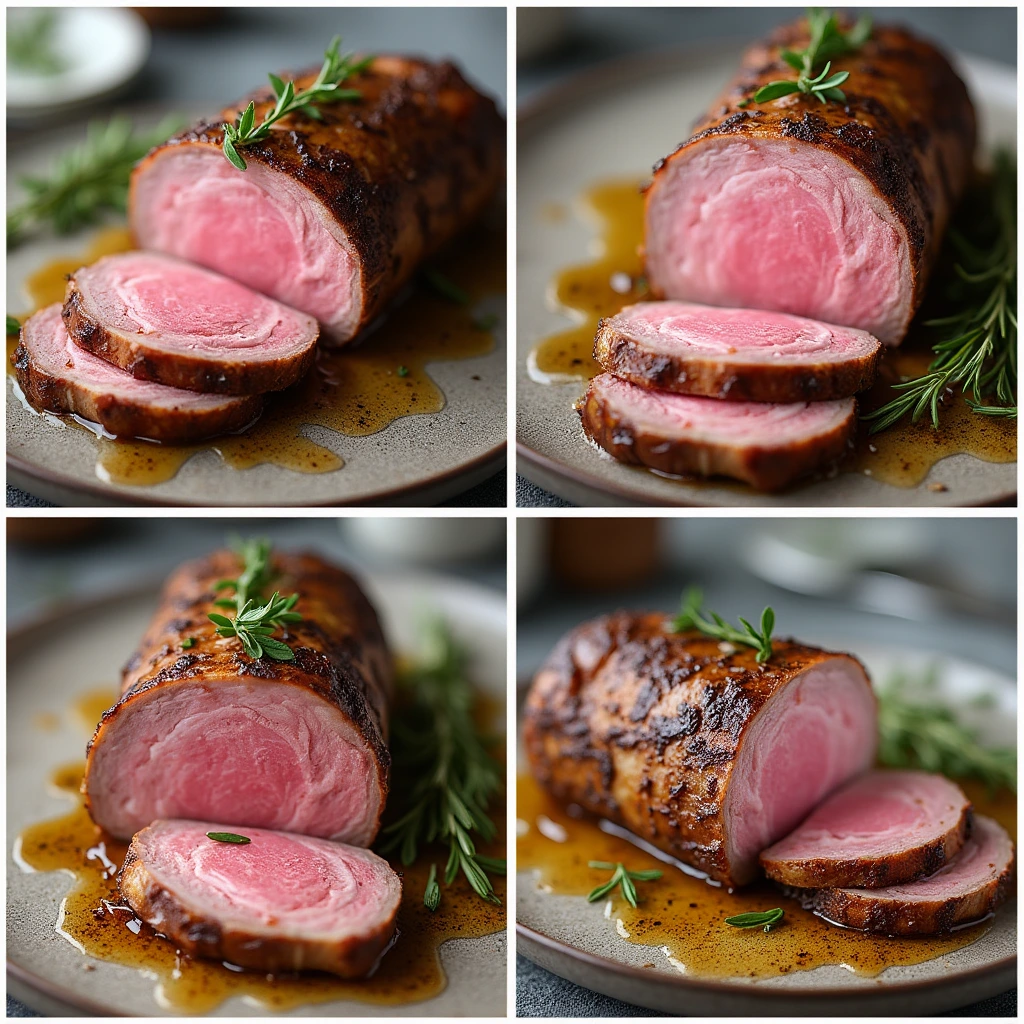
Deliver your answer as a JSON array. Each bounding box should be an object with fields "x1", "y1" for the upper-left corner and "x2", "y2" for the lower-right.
[{"x1": 516, "y1": 475, "x2": 574, "y2": 508}]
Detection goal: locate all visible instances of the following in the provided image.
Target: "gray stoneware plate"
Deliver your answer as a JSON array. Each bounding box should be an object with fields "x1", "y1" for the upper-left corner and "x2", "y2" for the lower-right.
[
  {"x1": 516, "y1": 46, "x2": 1017, "y2": 506},
  {"x1": 8, "y1": 571, "x2": 507, "y2": 1016},
  {"x1": 517, "y1": 645, "x2": 1017, "y2": 1015},
  {"x1": 7, "y1": 117, "x2": 506, "y2": 507}
]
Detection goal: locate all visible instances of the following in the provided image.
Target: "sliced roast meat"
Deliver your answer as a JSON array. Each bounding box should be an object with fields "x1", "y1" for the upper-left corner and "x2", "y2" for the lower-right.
[
  {"x1": 594, "y1": 301, "x2": 881, "y2": 402},
  {"x1": 13, "y1": 304, "x2": 261, "y2": 443},
  {"x1": 578, "y1": 372, "x2": 855, "y2": 491},
  {"x1": 644, "y1": 19, "x2": 975, "y2": 345},
  {"x1": 84, "y1": 549, "x2": 392, "y2": 845},
  {"x1": 760, "y1": 770, "x2": 970, "y2": 889},
  {"x1": 804, "y1": 815, "x2": 1015, "y2": 935},
  {"x1": 130, "y1": 57, "x2": 504, "y2": 344},
  {"x1": 63, "y1": 252, "x2": 319, "y2": 395},
  {"x1": 120, "y1": 820, "x2": 401, "y2": 976},
  {"x1": 524, "y1": 613, "x2": 878, "y2": 888}
]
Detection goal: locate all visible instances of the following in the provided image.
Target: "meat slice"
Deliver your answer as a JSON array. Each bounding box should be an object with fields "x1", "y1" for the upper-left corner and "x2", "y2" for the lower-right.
[
  {"x1": 578, "y1": 372, "x2": 855, "y2": 491},
  {"x1": 804, "y1": 815, "x2": 1015, "y2": 935},
  {"x1": 13, "y1": 304, "x2": 261, "y2": 443},
  {"x1": 84, "y1": 550, "x2": 392, "y2": 845},
  {"x1": 594, "y1": 301, "x2": 881, "y2": 402},
  {"x1": 130, "y1": 56, "x2": 504, "y2": 344},
  {"x1": 524, "y1": 613, "x2": 878, "y2": 888},
  {"x1": 62, "y1": 252, "x2": 319, "y2": 395},
  {"x1": 760, "y1": 771, "x2": 970, "y2": 888},
  {"x1": 643, "y1": 20, "x2": 975, "y2": 345},
  {"x1": 119, "y1": 820, "x2": 402, "y2": 977}
]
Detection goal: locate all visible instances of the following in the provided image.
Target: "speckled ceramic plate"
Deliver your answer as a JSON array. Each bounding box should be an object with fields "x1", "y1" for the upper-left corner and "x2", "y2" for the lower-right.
[
  {"x1": 516, "y1": 645, "x2": 1016, "y2": 1014},
  {"x1": 7, "y1": 116, "x2": 506, "y2": 507},
  {"x1": 8, "y1": 571, "x2": 507, "y2": 1016},
  {"x1": 516, "y1": 46, "x2": 1017, "y2": 507}
]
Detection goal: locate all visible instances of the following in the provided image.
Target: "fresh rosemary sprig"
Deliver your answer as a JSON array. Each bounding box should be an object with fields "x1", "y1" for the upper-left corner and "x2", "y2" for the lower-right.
[
  {"x1": 222, "y1": 36, "x2": 371, "y2": 170},
  {"x1": 877, "y1": 666, "x2": 1016, "y2": 794},
  {"x1": 7, "y1": 114, "x2": 184, "y2": 246},
  {"x1": 8, "y1": 9, "x2": 65, "y2": 76},
  {"x1": 864, "y1": 152, "x2": 1017, "y2": 433},
  {"x1": 670, "y1": 588, "x2": 775, "y2": 664},
  {"x1": 378, "y1": 618, "x2": 505, "y2": 910},
  {"x1": 206, "y1": 831, "x2": 251, "y2": 844},
  {"x1": 208, "y1": 537, "x2": 302, "y2": 662},
  {"x1": 753, "y1": 8, "x2": 870, "y2": 105},
  {"x1": 587, "y1": 861, "x2": 663, "y2": 909},
  {"x1": 725, "y1": 908, "x2": 785, "y2": 933}
]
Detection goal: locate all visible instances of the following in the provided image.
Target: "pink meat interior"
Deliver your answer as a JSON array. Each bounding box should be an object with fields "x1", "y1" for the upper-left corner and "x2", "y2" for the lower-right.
[
  {"x1": 610, "y1": 301, "x2": 879, "y2": 363},
  {"x1": 131, "y1": 145, "x2": 360, "y2": 340},
  {"x1": 593, "y1": 373, "x2": 854, "y2": 445},
  {"x1": 723, "y1": 657, "x2": 878, "y2": 885},
  {"x1": 88, "y1": 680, "x2": 381, "y2": 845},
  {"x1": 645, "y1": 138, "x2": 912, "y2": 345},
  {"x1": 76, "y1": 253, "x2": 317, "y2": 359},
  {"x1": 762, "y1": 770, "x2": 966, "y2": 862},
  {"x1": 137, "y1": 820, "x2": 400, "y2": 936}
]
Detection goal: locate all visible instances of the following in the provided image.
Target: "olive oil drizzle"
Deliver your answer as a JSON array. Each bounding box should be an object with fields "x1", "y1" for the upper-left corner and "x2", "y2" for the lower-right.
[{"x1": 528, "y1": 180, "x2": 1016, "y2": 488}]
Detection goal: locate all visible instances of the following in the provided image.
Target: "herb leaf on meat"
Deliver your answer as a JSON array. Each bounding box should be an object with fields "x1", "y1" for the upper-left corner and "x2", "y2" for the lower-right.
[
  {"x1": 587, "y1": 861, "x2": 663, "y2": 909},
  {"x1": 378, "y1": 618, "x2": 505, "y2": 911},
  {"x1": 670, "y1": 588, "x2": 775, "y2": 663},
  {"x1": 725, "y1": 908, "x2": 785, "y2": 932},
  {"x1": 222, "y1": 37, "x2": 372, "y2": 170},
  {"x1": 206, "y1": 831, "x2": 251, "y2": 844},
  {"x1": 7, "y1": 315, "x2": 21, "y2": 335}
]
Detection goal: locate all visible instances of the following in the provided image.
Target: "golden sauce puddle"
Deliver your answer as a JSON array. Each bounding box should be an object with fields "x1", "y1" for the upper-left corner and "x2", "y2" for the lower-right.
[
  {"x1": 528, "y1": 179, "x2": 1016, "y2": 489},
  {"x1": 15, "y1": 686, "x2": 506, "y2": 1014},
  {"x1": 518, "y1": 771, "x2": 1014, "y2": 980},
  {"x1": 8, "y1": 222, "x2": 503, "y2": 487}
]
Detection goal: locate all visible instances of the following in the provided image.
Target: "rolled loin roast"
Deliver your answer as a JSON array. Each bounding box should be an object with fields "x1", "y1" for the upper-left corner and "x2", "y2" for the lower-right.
[
  {"x1": 120, "y1": 820, "x2": 402, "y2": 977},
  {"x1": 84, "y1": 550, "x2": 392, "y2": 845},
  {"x1": 62, "y1": 252, "x2": 319, "y2": 395},
  {"x1": 644, "y1": 19, "x2": 976, "y2": 345},
  {"x1": 130, "y1": 57, "x2": 505, "y2": 343},
  {"x1": 524, "y1": 613, "x2": 878, "y2": 888}
]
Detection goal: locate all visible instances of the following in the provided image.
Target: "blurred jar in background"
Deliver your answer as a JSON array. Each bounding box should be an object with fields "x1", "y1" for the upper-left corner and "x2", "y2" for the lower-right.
[
  {"x1": 342, "y1": 518, "x2": 504, "y2": 567},
  {"x1": 7, "y1": 518, "x2": 101, "y2": 546},
  {"x1": 551, "y1": 518, "x2": 662, "y2": 590}
]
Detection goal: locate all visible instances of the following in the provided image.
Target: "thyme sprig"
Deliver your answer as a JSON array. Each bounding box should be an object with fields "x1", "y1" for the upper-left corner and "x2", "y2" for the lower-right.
[
  {"x1": 864, "y1": 152, "x2": 1017, "y2": 433},
  {"x1": 587, "y1": 861, "x2": 663, "y2": 909},
  {"x1": 753, "y1": 8, "x2": 870, "y2": 106},
  {"x1": 379, "y1": 619, "x2": 505, "y2": 911},
  {"x1": 725, "y1": 908, "x2": 785, "y2": 933},
  {"x1": 222, "y1": 36, "x2": 371, "y2": 170},
  {"x1": 670, "y1": 588, "x2": 775, "y2": 664}
]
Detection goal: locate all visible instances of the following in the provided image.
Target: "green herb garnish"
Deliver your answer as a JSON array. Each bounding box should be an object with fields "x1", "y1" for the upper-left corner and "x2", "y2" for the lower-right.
[
  {"x1": 725, "y1": 908, "x2": 785, "y2": 932},
  {"x1": 208, "y1": 537, "x2": 302, "y2": 662},
  {"x1": 423, "y1": 270, "x2": 470, "y2": 305},
  {"x1": 206, "y1": 831, "x2": 251, "y2": 844},
  {"x1": 864, "y1": 152, "x2": 1017, "y2": 433},
  {"x1": 180, "y1": 638, "x2": 196, "y2": 650},
  {"x1": 424, "y1": 863, "x2": 441, "y2": 911},
  {"x1": 670, "y1": 588, "x2": 775, "y2": 664},
  {"x1": 396, "y1": 365, "x2": 409, "y2": 377},
  {"x1": 753, "y1": 8, "x2": 870, "y2": 106},
  {"x1": 587, "y1": 861, "x2": 663, "y2": 909},
  {"x1": 7, "y1": 10, "x2": 65, "y2": 76},
  {"x1": 222, "y1": 37, "x2": 371, "y2": 170},
  {"x1": 7, "y1": 114, "x2": 185, "y2": 246},
  {"x1": 7, "y1": 315, "x2": 21, "y2": 336},
  {"x1": 379, "y1": 619, "x2": 505, "y2": 910}
]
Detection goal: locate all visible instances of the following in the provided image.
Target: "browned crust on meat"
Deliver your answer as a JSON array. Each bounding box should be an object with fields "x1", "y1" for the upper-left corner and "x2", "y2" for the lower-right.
[
  {"x1": 645, "y1": 20, "x2": 976, "y2": 325},
  {"x1": 761, "y1": 808, "x2": 971, "y2": 889},
  {"x1": 84, "y1": 550, "x2": 392, "y2": 839},
  {"x1": 594, "y1": 318, "x2": 881, "y2": 402},
  {"x1": 576, "y1": 377, "x2": 856, "y2": 491},
  {"x1": 12, "y1": 332, "x2": 263, "y2": 443},
  {"x1": 523, "y1": 612, "x2": 873, "y2": 888},
  {"x1": 61, "y1": 282, "x2": 318, "y2": 395},
  {"x1": 130, "y1": 56, "x2": 505, "y2": 342},
  {"x1": 118, "y1": 835, "x2": 399, "y2": 977}
]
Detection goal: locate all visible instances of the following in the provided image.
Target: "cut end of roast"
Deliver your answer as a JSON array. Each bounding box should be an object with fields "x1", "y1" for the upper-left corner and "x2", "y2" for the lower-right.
[
  {"x1": 722, "y1": 654, "x2": 878, "y2": 886},
  {"x1": 130, "y1": 143, "x2": 362, "y2": 343},
  {"x1": 579, "y1": 372, "x2": 856, "y2": 491},
  {"x1": 119, "y1": 819, "x2": 402, "y2": 977},
  {"x1": 760, "y1": 770, "x2": 970, "y2": 889},
  {"x1": 806, "y1": 815, "x2": 1015, "y2": 935},
  {"x1": 85, "y1": 679, "x2": 383, "y2": 846},
  {"x1": 13, "y1": 304, "x2": 262, "y2": 443},
  {"x1": 63, "y1": 252, "x2": 319, "y2": 394},
  {"x1": 644, "y1": 138, "x2": 913, "y2": 346},
  {"x1": 594, "y1": 301, "x2": 881, "y2": 402}
]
